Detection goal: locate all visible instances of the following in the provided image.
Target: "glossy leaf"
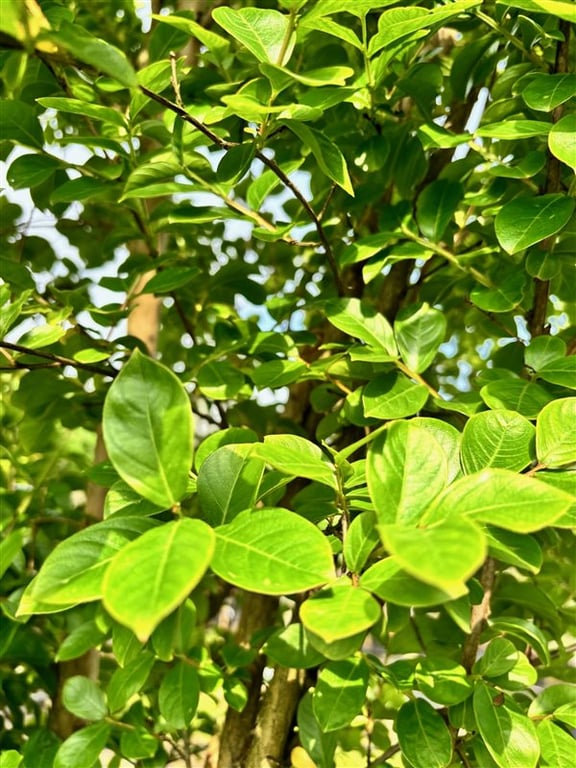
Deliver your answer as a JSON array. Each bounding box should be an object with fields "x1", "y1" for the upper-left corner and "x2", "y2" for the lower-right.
[
  {"x1": 537, "y1": 357, "x2": 576, "y2": 389},
  {"x1": 212, "y1": 508, "x2": 335, "y2": 594},
  {"x1": 107, "y1": 651, "x2": 155, "y2": 713},
  {"x1": 395, "y1": 302, "x2": 447, "y2": 372},
  {"x1": 212, "y1": 7, "x2": 295, "y2": 65},
  {"x1": 495, "y1": 194, "x2": 575, "y2": 255},
  {"x1": 475, "y1": 638, "x2": 518, "y2": 677},
  {"x1": 473, "y1": 684, "x2": 539, "y2": 768},
  {"x1": 197, "y1": 360, "x2": 245, "y2": 400},
  {"x1": 197, "y1": 445, "x2": 265, "y2": 526},
  {"x1": 313, "y1": 657, "x2": 369, "y2": 732},
  {"x1": 537, "y1": 720, "x2": 575, "y2": 768},
  {"x1": 103, "y1": 518, "x2": 215, "y2": 642},
  {"x1": 525, "y1": 336, "x2": 566, "y2": 371},
  {"x1": 485, "y1": 528, "x2": 542, "y2": 574},
  {"x1": 62, "y1": 676, "x2": 107, "y2": 721},
  {"x1": 343, "y1": 511, "x2": 379, "y2": 573},
  {"x1": 522, "y1": 73, "x2": 576, "y2": 111},
  {"x1": 476, "y1": 120, "x2": 551, "y2": 139},
  {"x1": 360, "y1": 557, "x2": 462, "y2": 606},
  {"x1": 159, "y1": 662, "x2": 200, "y2": 729},
  {"x1": 498, "y1": 0, "x2": 576, "y2": 22},
  {"x1": 17, "y1": 518, "x2": 155, "y2": 614},
  {"x1": 264, "y1": 623, "x2": 324, "y2": 669},
  {"x1": 325, "y1": 297, "x2": 396, "y2": 355},
  {"x1": 379, "y1": 516, "x2": 486, "y2": 592},
  {"x1": 7, "y1": 154, "x2": 60, "y2": 189},
  {"x1": 104, "y1": 480, "x2": 163, "y2": 519},
  {"x1": 367, "y1": 421, "x2": 448, "y2": 525},
  {"x1": 54, "y1": 722, "x2": 111, "y2": 768},
  {"x1": 397, "y1": 699, "x2": 453, "y2": 768},
  {"x1": 103, "y1": 349, "x2": 193, "y2": 508},
  {"x1": 363, "y1": 373, "x2": 429, "y2": 420},
  {"x1": 536, "y1": 398, "x2": 576, "y2": 467},
  {"x1": 488, "y1": 617, "x2": 550, "y2": 665},
  {"x1": 529, "y1": 684, "x2": 576, "y2": 717},
  {"x1": 461, "y1": 410, "x2": 535, "y2": 473},
  {"x1": 416, "y1": 180, "x2": 463, "y2": 242},
  {"x1": 549, "y1": 115, "x2": 576, "y2": 172},
  {"x1": 416, "y1": 656, "x2": 472, "y2": 705},
  {"x1": 37, "y1": 97, "x2": 127, "y2": 128},
  {"x1": 251, "y1": 434, "x2": 337, "y2": 489},
  {"x1": 297, "y1": 692, "x2": 338, "y2": 768},
  {"x1": 0, "y1": 100, "x2": 43, "y2": 148},
  {"x1": 470, "y1": 271, "x2": 527, "y2": 312},
  {"x1": 426, "y1": 469, "x2": 572, "y2": 532},
  {"x1": 480, "y1": 379, "x2": 553, "y2": 418},
  {"x1": 282, "y1": 120, "x2": 354, "y2": 195},
  {"x1": 300, "y1": 583, "x2": 380, "y2": 642}
]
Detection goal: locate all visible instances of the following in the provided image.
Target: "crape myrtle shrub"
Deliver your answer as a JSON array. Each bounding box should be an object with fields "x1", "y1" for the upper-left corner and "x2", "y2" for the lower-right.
[{"x1": 0, "y1": 1, "x2": 575, "y2": 767}]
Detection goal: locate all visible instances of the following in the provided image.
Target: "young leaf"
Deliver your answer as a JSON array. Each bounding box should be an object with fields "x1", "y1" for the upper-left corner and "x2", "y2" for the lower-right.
[
  {"x1": 343, "y1": 511, "x2": 379, "y2": 573},
  {"x1": 197, "y1": 445, "x2": 265, "y2": 526},
  {"x1": 367, "y1": 421, "x2": 448, "y2": 525},
  {"x1": 363, "y1": 372, "x2": 429, "y2": 420},
  {"x1": 480, "y1": 379, "x2": 553, "y2": 418},
  {"x1": 17, "y1": 518, "x2": 156, "y2": 615},
  {"x1": 536, "y1": 398, "x2": 576, "y2": 467},
  {"x1": 251, "y1": 434, "x2": 337, "y2": 490},
  {"x1": 313, "y1": 657, "x2": 369, "y2": 732},
  {"x1": 54, "y1": 722, "x2": 111, "y2": 768},
  {"x1": 461, "y1": 410, "x2": 535, "y2": 473},
  {"x1": 300, "y1": 583, "x2": 381, "y2": 642},
  {"x1": 425, "y1": 469, "x2": 573, "y2": 532},
  {"x1": 394, "y1": 302, "x2": 447, "y2": 373},
  {"x1": 62, "y1": 676, "x2": 107, "y2": 721},
  {"x1": 379, "y1": 517, "x2": 486, "y2": 593},
  {"x1": 212, "y1": 7, "x2": 295, "y2": 65},
  {"x1": 360, "y1": 557, "x2": 461, "y2": 606},
  {"x1": 212, "y1": 508, "x2": 335, "y2": 594},
  {"x1": 476, "y1": 120, "x2": 551, "y2": 139},
  {"x1": 159, "y1": 662, "x2": 200, "y2": 729},
  {"x1": 548, "y1": 114, "x2": 576, "y2": 172},
  {"x1": 473, "y1": 684, "x2": 539, "y2": 768},
  {"x1": 102, "y1": 518, "x2": 214, "y2": 642},
  {"x1": 397, "y1": 699, "x2": 453, "y2": 768},
  {"x1": 282, "y1": 120, "x2": 354, "y2": 195},
  {"x1": 103, "y1": 349, "x2": 194, "y2": 509},
  {"x1": 495, "y1": 194, "x2": 575, "y2": 255},
  {"x1": 537, "y1": 720, "x2": 575, "y2": 768},
  {"x1": 325, "y1": 297, "x2": 396, "y2": 355}
]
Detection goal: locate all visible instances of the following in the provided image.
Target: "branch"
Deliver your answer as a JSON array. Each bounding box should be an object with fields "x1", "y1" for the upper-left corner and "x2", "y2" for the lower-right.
[
  {"x1": 139, "y1": 85, "x2": 345, "y2": 296},
  {"x1": 0, "y1": 340, "x2": 116, "y2": 377},
  {"x1": 461, "y1": 557, "x2": 496, "y2": 673}
]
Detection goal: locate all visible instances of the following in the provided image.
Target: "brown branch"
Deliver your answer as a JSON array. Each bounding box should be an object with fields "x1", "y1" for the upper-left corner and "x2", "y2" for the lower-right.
[
  {"x1": 461, "y1": 557, "x2": 497, "y2": 673},
  {"x1": 0, "y1": 340, "x2": 115, "y2": 377}
]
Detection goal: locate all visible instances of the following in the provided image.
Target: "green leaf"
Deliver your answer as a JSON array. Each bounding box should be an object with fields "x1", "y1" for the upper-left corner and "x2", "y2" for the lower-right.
[
  {"x1": 549, "y1": 114, "x2": 576, "y2": 172},
  {"x1": 537, "y1": 720, "x2": 575, "y2": 768},
  {"x1": 485, "y1": 528, "x2": 542, "y2": 574},
  {"x1": 102, "y1": 518, "x2": 215, "y2": 642},
  {"x1": 475, "y1": 638, "x2": 518, "y2": 677},
  {"x1": 379, "y1": 517, "x2": 486, "y2": 593},
  {"x1": 197, "y1": 360, "x2": 245, "y2": 400},
  {"x1": 461, "y1": 410, "x2": 535, "y2": 473},
  {"x1": 197, "y1": 445, "x2": 265, "y2": 526},
  {"x1": 106, "y1": 650, "x2": 155, "y2": 713},
  {"x1": 495, "y1": 194, "x2": 575, "y2": 254},
  {"x1": 480, "y1": 379, "x2": 553, "y2": 419},
  {"x1": 17, "y1": 323, "x2": 66, "y2": 349},
  {"x1": 62, "y1": 676, "x2": 107, "y2": 721},
  {"x1": 426, "y1": 469, "x2": 572, "y2": 532},
  {"x1": 536, "y1": 398, "x2": 576, "y2": 467},
  {"x1": 367, "y1": 421, "x2": 448, "y2": 525},
  {"x1": 17, "y1": 518, "x2": 155, "y2": 615},
  {"x1": 300, "y1": 583, "x2": 380, "y2": 642},
  {"x1": 476, "y1": 120, "x2": 551, "y2": 139},
  {"x1": 151, "y1": 13, "x2": 230, "y2": 58},
  {"x1": 159, "y1": 662, "x2": 200, "y2": 729},
  {"x1": 261, "y1": 63, "x2": 354, "y2": 89},
  {"x1": 538, "y1": 357, "x2": 576, "y2": 389},
  {"x1": 54, "y1": 722, "x2": 111, "y2": 768},
  {"x1": 0, "y1": 752, "x2": 21, "y2": 768},
  {"x1": 140, "y1": 267, "x2": 200, "y2": 295},
  {"x1": 360, "y1": 557, "x2": 462, "y2": 606},
  {"x1": 397, "y1": 699, "x2": 453, "y2": 768},
  {"x1": 36, "y1": 97, "x2": 127, "y2": 128},
  {"x1": 522, "y1": 73, "x2": 576, "y2": 111},
  {"x1": 104, "y1": 480, "x2": 163, "y2": 519},
  {"x1": 338, "y1": 231, "x2": 398, "y2": 267},
  {"x1": 473, "y1": 684, "x2": 539, "y2": 768},
  {"x1": 525, "y1": 336, "x2": 566, "y2": 371},
  {"x1": 298, "y1": 692, "x2": 338, "y2": 768},
  {"x1": 343, "y1": 512, "x2": 379, "y2": 573},
  {"x1": 251, "y1": 434, "x2": 337, "y2": 490},
  {"x1": 497, "y1": 0, "x2": 576, "y2": 22},
  {"x1": 395, "y1": 302, "x2": 447, "y2": 373},
  {"x1": 416, "y1": 656, "x2": 473, "y2": 706},
  {"x1": 251, "y1": 358, "x2": 308, "y2": 388},
  {"x1": 0, "y1": 99, "x2": 43, "y2": 148},
  {"x1": 488, "y1": 617, "x2": 550, "y2": 665},
  {"x1": 195, "y1": 427, "x2": 259, "y2": 470},
  {"x1": 212, "y1": 7, "x2": 295, "y2": 65},
  {"x1": 416, "y1": 180, "x2": 463, "y2": 242},
  {"x1": 7, "y1": 153, "x2": 60, "y2": 189},
  {"x1": 0, "y1": 528, "x2": 25, "y2": 580},
  {"x1": 363, "y1": 372, "x2": 429, "y2": 420},
  {"x1": 313, "y1": 657, "x2": 369, "y2": 733},
  {"x1": 470, "y1": 271, "x2": 527, "y2": 312},
  {"x1": 40, "y1": 22, "x2": 138, "y2": 87},
  {"x1": 212, "y1": 508, "x2": 335, "y2": 594},
  {"x1": 529, "y1": 684, "x2": 576, "y2": 717},
  {"x1": 282, "y1": 120, "x2": 354, "y2": 195},
  {"x1": 325, "y1": 298, "x2": 396, "y2": 356},
  {"x1": 103, "y1": 349, "x2": 193, "y2": 508},
  {"x1": 57, "y1": 620, "x2": 106, "y2": 662},
  {"x1": 264, "y1": 623, "x2": 325, "y2": 669}
]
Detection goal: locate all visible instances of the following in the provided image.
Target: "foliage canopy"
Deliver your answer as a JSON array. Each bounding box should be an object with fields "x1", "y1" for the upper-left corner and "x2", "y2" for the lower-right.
[{"x1": 0, "y1": 1, "x2": 575, "y2": 767}]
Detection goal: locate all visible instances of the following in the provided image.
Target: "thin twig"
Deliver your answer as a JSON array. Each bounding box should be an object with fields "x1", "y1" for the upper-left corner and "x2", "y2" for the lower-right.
[
  {"x1": 461, "y1": 557, "x2": 496, "y2": 672},
  {"x1": 0, "y1": 341, "x2": 115, "y2": 377}
]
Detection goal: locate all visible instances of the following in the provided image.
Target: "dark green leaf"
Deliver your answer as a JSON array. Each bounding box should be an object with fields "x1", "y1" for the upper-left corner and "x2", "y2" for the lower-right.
[
  {"x1": 416, "y1": 180, "x2": 463, "y2": 242},
  {"x1": 522, "y1": 73, "x2": 576, "y2": 111},
  {"x1": 159, "y1": 662, "x2": 200, "y2": 729},
  {"x1": 7, "y1": 153, "x2": 60, "y2": 189},
  {"x1": 313, "y1": 657, "x2": 369, "y2": 732},
  {"x1": 62, "y1": 676, "x2": 107, "y2": 721},
  {"x1": 326, "y1": 298, "x2": 396, "y2": 355},
  {"x1": 495, "y1": 194, "x2": 575, "y2": 255},
  {"x1": 264, "y1": 623, "x2": 325, "y2": 669},
  {"x1": 397, "y1": 699, "x2": 453, "y2": 768},
  {"x1": 54, "y1": 722, "x2": 111, "y2": 768},
  {"x1": 282, "y1": 120, "x2": 354, "y2": 195},
  {"x1": 0, "y1": 100, "x2": 43, "y2": 148}
]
